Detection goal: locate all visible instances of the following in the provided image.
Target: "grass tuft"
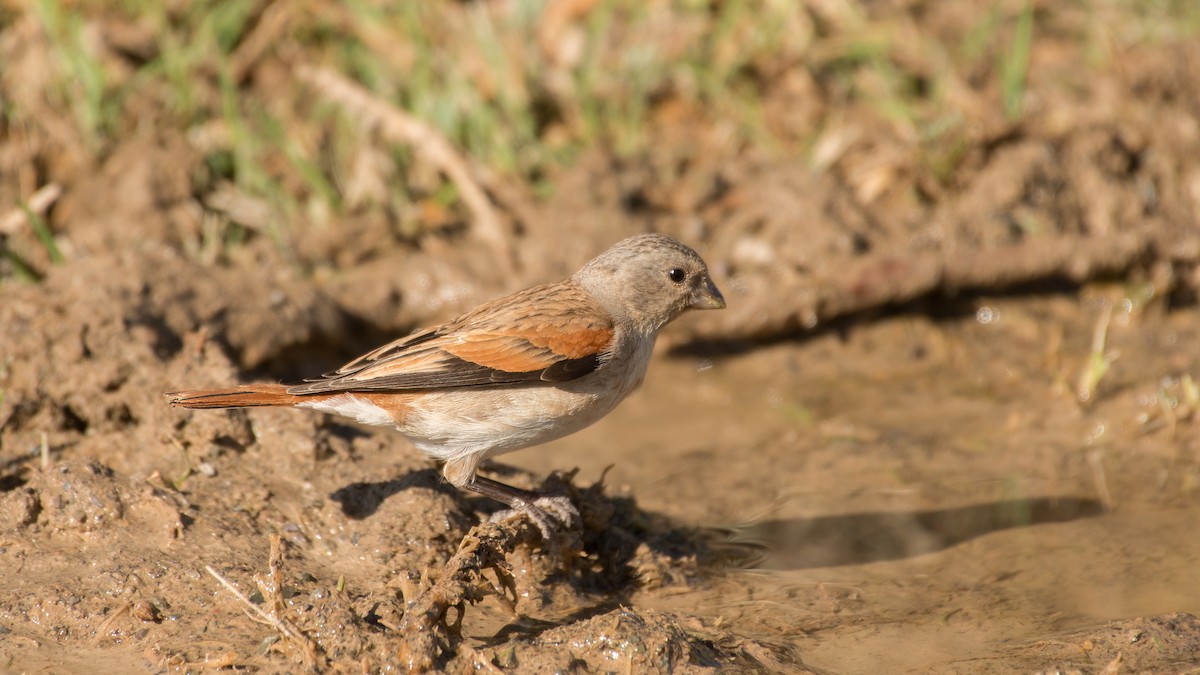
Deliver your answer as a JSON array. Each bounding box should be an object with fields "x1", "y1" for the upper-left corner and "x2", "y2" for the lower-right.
[
  {"x1": 34, "y1": 0, "x2": 119, "y2": 145},
  {"x1": 22, "y1": 204, "x2": 64, "y2": 265},
  {"x1": 1000, "y1": 1, "x2": 1034, "y2": 120},
  {"x1": 4, "y1": 0, "x2": 1200, "y2": 282}
]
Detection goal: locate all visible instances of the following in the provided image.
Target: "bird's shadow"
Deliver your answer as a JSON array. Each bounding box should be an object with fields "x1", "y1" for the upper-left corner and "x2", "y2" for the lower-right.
[
  {"x1": 330, "y1": 466, "x2": 1105, "y2": 572},
  {"x1": 329, "y1": 468, "x2": 462, "y2": 520},
  {"x1": 718, "y1": 496, "x2": 1106, "y2": 570},
  {"x1": 327, "y1": 467, "x2": 1104, "y2": 648}
]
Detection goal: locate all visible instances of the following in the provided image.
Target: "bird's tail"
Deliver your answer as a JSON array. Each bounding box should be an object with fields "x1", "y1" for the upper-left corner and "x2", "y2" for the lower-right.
[{"x1": 166, "y1": 383, "x2": 304, "y2": 409}]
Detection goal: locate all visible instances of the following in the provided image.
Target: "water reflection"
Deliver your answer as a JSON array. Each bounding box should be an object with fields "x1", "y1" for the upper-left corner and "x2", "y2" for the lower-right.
[{"x1": 728, "y1": 497, "x2": 1104, "y2": 570}]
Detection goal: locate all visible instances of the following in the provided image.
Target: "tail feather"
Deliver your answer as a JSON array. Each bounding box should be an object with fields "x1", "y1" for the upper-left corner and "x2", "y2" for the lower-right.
[{"x1": 166, "y1": 384, "x2": 303, "y2": 409}]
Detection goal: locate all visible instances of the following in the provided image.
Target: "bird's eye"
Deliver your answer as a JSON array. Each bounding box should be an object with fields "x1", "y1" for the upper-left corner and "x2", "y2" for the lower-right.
[{"x1": 667, "y1": 268, "x2": 687, "y2": 284}]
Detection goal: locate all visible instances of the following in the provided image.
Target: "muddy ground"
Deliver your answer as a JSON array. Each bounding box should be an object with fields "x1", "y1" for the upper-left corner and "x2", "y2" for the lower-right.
[{"x1": 3, "y1": 1, "x2": 1200, "y2": 673}]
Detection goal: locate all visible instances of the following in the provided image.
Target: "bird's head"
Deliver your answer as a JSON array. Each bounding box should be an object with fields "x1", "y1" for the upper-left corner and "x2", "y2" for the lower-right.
[{"x1": 575, "y1": 233, "x2": 725, "y2": 333}]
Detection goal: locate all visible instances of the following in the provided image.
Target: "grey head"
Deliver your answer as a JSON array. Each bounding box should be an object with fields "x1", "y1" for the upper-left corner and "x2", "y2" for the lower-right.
[{"x1": 573, "y1": 233, "x2": 725, "y2": 333}]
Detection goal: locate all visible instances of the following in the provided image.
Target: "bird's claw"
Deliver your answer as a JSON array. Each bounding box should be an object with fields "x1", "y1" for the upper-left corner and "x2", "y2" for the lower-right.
[{"x1": 490, "y1": 495, "x2": 580, "y2": 541}]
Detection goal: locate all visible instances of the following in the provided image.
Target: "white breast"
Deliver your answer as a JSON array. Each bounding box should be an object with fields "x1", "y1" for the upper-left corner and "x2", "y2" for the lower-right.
[{"x1": 402, "y1": 331, "x2": 658, "y2": 462}]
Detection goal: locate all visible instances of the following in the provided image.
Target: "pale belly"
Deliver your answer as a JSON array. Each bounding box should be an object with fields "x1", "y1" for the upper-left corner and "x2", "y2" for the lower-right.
[
  {"x1": 401, "y1": 384, "x2": 626, "y2": 461},
  {"x1": 298, "y1": 333, "x2": 656, "y2": 466}
]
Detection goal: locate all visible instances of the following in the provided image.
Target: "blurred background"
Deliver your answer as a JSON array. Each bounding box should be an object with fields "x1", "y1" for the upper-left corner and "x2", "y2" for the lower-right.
[
  {"x1": 3, "y1": 0, "x2": 1197, "y2": 341},
  {"x1": 2, "y1": 0, "x2": 1200, "y2": 672}
]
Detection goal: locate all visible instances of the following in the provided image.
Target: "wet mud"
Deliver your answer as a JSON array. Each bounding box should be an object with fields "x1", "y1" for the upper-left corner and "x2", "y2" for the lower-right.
[{"x1": 3, "y1": 1, "x2": 1200, "y2": 672}]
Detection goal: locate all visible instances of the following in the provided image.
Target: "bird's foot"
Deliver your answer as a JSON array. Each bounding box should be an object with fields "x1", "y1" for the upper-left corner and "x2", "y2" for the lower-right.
[{"x1": 490, "y1": 495, "x2": 580, "y2": 541}]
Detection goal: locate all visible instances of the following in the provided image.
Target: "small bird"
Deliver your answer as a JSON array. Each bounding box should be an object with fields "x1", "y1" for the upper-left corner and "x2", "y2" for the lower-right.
[{"x1": 167, "y1": 234, "x2": 725, "y2": 537}]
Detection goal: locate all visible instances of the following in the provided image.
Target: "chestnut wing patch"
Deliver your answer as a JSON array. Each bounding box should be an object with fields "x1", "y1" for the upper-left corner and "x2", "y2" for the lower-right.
[
  {"x1": 286, "y1": 281, "x2": 615, "y2": 395},
  {"x1": 287, "y1": 325, "x2": 612, "y2": 395}
]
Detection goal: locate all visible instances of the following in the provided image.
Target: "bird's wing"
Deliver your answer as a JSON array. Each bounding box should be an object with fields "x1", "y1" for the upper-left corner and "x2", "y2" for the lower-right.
[{"x1": 287, "y1": 282, "x2": 614, "y2": 394}]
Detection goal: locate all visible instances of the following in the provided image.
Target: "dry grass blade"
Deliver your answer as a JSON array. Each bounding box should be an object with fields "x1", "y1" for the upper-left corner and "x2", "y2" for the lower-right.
[
  {"x1": 205, "y1": 564, "x2": 286, "y2": 629},
  {"x1": 229, "y1": 2, "x2": 294, "y2": 84},
  {"x1": 90, "y1": 602, "x2": 131, "y2": 645},
  {"x1": 0, "y1": 183, "x2": 62, "y2": 235},
  {"x1": 1077, "y1": 301, "x2": 1117, "y2": 405},
  {"x1": 205, "y1": 534, "x2": 320, "y2": 670},
  {"x1": 297, "y1": 66, "x2": 514, "y2": 273},
  {"x1": 1087, "y1": 449, "x2": 1115, "y2": 510}
]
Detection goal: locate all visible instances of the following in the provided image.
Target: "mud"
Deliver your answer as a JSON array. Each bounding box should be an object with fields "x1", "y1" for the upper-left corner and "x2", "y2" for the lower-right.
[
  {"x1": 5, "y1": 244, "x2": 1200, "y2": 673},
  {"x1": 4, "y1": 1, "x2": 1200, "y2": 673}
]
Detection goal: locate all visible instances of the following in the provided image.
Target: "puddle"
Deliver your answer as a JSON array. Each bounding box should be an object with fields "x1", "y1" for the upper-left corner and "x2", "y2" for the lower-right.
[{"x1": 505, "y1": 291, "x2": 1200, "y2": 671}]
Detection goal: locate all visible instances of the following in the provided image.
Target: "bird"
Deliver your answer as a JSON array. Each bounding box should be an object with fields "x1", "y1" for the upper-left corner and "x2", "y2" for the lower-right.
[{"x1": 167, "y1": 233, "x2": 725, "y2": 538}]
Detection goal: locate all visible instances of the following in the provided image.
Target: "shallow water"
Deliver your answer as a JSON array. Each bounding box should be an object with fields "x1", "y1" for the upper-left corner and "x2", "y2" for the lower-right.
[{"x1": 508, "y1": 291, "x2": 1200, "y2": 671}]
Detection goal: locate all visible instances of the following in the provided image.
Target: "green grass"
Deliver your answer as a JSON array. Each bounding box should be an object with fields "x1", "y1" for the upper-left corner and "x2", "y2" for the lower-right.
[
  {"x1": 0, "y1": 246, "x2": 42, "y2": 283},
  {"x1": 34, "y1": 0, "x2": 119, "y2": 146},
  {"x1": 23, "y1": 205, "x2": 64, "y2": 264},
  {"x1": 0, "y1": 205, "x2": 63, "y2": 283},
  {"x1": 1000, "y1": 1, "x2": 1034, "y2": 120},
  {"x1": 1077, "y1": 302, "x2": 1116, "y2": 405},
  {"x1": 6, "y1": 0, "x2": 1200, "y2": 283}
]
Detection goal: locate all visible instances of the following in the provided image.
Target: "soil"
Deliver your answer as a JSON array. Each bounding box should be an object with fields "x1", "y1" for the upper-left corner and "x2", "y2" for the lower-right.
[{"x1": 3, "y1": 2, "x2": 1200, "y2": 673}]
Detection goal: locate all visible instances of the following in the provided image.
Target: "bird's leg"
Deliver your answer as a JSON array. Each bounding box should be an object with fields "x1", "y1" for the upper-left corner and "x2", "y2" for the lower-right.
[{"x1": 466, "y1": 475, "x2": 580, "y2": 540}]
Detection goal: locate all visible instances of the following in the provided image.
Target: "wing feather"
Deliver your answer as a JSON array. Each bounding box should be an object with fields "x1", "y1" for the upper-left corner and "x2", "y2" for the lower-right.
[{"x1": 287, "y1": 282, "x2": 614, "y2": 395}]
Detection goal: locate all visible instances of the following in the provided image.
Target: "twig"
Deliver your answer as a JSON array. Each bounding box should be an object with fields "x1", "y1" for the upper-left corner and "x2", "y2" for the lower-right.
[
  {"x1": 229, "y1": 1, "x2": 293, "y2": 84},
  {"x1": 206, "y1": 565, "x2": 292, "y2": 635},
  {"x1": 206, "y1": 545, "x2": 320, "y2": 669},
  {"x1": 1087, "y1": 449, "x2": 1115, "y2": 510},
  {"x1": 91, "y1": 602, "x2": 131, "y2": 645},
  {"x1": 1077, "y1": 301, "x2": 1117, "y2": 404},
  {"x1": 297, "y1": 66, "x2": 514, "y2": 273},
  {"x1": 7, "y1": 635, "x2": 41, "y2": 648},
  {"x1": 0, "y1": 183, "x2": 62, "y2": 236}
]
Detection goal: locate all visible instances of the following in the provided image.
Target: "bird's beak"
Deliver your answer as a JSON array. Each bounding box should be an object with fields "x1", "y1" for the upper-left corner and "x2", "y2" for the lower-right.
[{"x1": 689, "y1": 276, "x2": 726, "y2": 310}]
